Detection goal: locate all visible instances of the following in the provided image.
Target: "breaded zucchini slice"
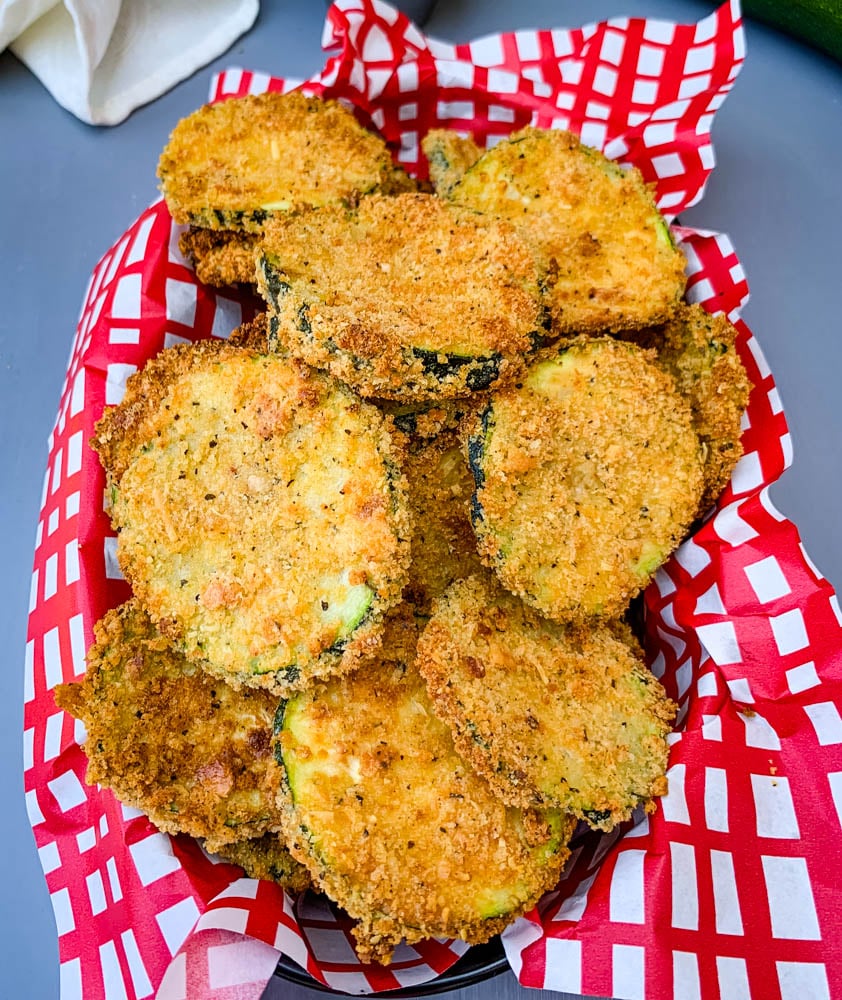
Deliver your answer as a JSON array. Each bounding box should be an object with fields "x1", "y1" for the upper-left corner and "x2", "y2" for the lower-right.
[
  {"x1": 467, "y1": 337, "x2": 704, "y2": 620},
  {"x1": 257, "y1": 193, "x2": 550, "y2": 401},
  {"x1": 403, "y1": 432, "x2": 485, "y2": 613},
  {"x1": 629, "y1": 304, "x2": 751, "y2": 512},
  {"x1": 179, "y1": 227, "x2": 259, "y2": 287},
  {"x1": 373, "y1": 394, "x2": 486, "y2": 440},
  {"x1": 213, "y1": 833, "x2": 311, "y2": 893},
  {"x1": 93, "y1": 340, "x2": 412, "y2": 694},
  {"x1": 158, "y1": 91, "x2": 413, "y2": 233},
  {"x1": 445, "y1": 127, "x2": 686, "y2": 334},
  {"x1": 417, "y1": 575, "x2": 676, "y2": 831},
  {"x1": 276, "y1": 609, "x2": 574, "y2": 965},
  {"x1": 422, "y1": 129, "x2": 482, "y2": 196},
  {"x1": 227, "y1": 312, "x2": 270, "y2": 351},
  {"x1": 53, "y1": 600, "x2": 284, "y2": 852}
]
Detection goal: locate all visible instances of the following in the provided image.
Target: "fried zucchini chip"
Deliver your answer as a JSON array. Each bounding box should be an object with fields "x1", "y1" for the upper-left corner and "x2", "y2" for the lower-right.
[
  {"x1": 373, "y1": 394, "x2": 486, "y2": 440},
  {"x1": 213, "y1": 833, "x2": 311, "y2": 893},
  {"x1": 628, "y1": 303, "x2": 751, "y2": 512},
  {"x1": 417, "y1": 575, "x2": 676, "y2": 830},
  {"x1": 257, "y1": 193, "x2": 549, "y2": 401},
  {"x1": 53, "y1": 601, "x2": 284, "y2": 852},
  {"x1": 422, "y1": 128, "x2": 482, "y2": 195},
  {"x1": 158, "y1": 91, "x2": 413, "y2": 232},
  {"x1": 93, "y1": 340, "x2": 411, "y2": 694},
  {"x1": 445, "y1": 127, "x2": 686, "y2": 334},
  {"x1": 403, "y1": 432, "x2": 485, "y2": 614},
  {"x1": 179, "y1": 227, "x2": 259, "y2": 287},
  {"x1": 276, "y1": 609, "x2": 574, "y2": 964},
  {"x1": 466, "y1": 337, "x2": 704, "y2": 620},
  {"x1": 227, "y1": 312, "x2": 270, "y2": 351}
]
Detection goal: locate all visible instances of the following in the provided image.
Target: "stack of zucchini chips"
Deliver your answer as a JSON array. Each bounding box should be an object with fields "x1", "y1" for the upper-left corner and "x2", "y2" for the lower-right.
[{"x1": 56, "y1": 93, "x2": 750, "y2": 964}]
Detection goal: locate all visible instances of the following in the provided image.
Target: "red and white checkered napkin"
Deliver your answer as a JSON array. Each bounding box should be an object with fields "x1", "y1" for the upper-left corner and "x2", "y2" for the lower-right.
[{"x1": 23, "y1": 1, "x2": 842, "y2": 997}]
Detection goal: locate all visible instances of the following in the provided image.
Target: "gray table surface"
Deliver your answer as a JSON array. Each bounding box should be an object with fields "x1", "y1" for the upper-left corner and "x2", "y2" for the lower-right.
[{"x1": 2, "y1": 1, "x2": 840, "y2": 997}]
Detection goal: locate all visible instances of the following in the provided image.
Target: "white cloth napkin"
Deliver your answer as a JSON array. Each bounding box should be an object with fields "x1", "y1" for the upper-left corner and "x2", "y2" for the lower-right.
[{"x1": 1, "y1": 0, "x2": 259, "y2": 125}]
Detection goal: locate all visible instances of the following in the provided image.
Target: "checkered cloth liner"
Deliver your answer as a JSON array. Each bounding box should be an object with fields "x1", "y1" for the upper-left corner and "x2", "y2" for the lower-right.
[{"x1": 23, "y1": 1, "x2": 842, "y2": 997}]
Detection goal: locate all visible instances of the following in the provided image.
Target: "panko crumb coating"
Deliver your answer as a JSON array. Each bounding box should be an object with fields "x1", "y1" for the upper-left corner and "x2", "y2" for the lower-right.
[
  {"x1": 227, "y1": 312, "x2": 270, "y2": 351},
  {"x1": 422, "y1": 128, "x2": 483, "y2": 195},
  {"x1": 627, "y1": 303, "x2": 751, "y2": 512},
  {"x1": 373, "y1": 393, "x2": 488, "y2": 441},
  {"x1": 179, "y1": 227, "x2": 260, "y2": 287},
  {"x1": 402, "y1": 432, "x2": 485, "y2": 614},
  {"x1": 158, "y1": 91, "x2": 413, "y2": 232},
  {"x1": 417, "y1": 575, "x2": 676, "y2": 830},
  {"x1": 466, "y1": 337, "x2": 705, "y2": 621},
  {"x1": 444, "y1": 127, "x2": 687, "y2": 335},
  {"x1": 92, "y1": 339, "x2": 412, "y2": 695},
  {"x1": 213, "y1": 833, "x2": 311, "y2": 893},
  {"x1": 276, "y1": 608, "x2": 575, "y2": 964},
  {"x1": 53, "y1": 600, "x2": 284, "y2": 852},
  {"x1": 256, "y1": 193, "x2": 550, "y2": 402}
]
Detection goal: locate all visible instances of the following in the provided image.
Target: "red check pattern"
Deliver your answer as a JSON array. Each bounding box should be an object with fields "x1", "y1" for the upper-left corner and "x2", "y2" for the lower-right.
[
  {"x1": 505, "y1": 275, "x2": 842, "y2": 999},
  {"x1": 25, "y1": 2, "x2": 842, "y2": 998}
]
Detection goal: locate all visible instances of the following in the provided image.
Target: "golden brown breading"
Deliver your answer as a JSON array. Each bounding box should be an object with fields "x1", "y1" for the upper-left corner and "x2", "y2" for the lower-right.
[
  {"x1": 53, "y1": 601, "x2": 284, "y2": 852},
  {"x1": 213, "y1": 833, "x2": 311, "y2": 893},
  {"x1": 445, "y1": 127, "x2": 687, "y2": 334},
  {"x1": 417, "y1": 575, "x2": 676, "y2": 830},
  {"x1": 227, "y1": 312, "x2": 270, "y2": 351},
  {"x1": 466, "y1": 337, "x2": 704, "y2": 621},
  {"x1": 373, "y1": 393, "x2": 488, "y2": 440},
  {"x1": 158, "y1": 91, "x2": 413, "y2": 232},
  {"x1": 257, "y1": 193, "x2": 549, "y2": 401},
  {"x1": 402, "y1": 432, "x2": 485, "y2": 614},
  {"x1": 625, "y1": 303, "x2": 750, "y2": 512},
  {"x1": 179, "y1": 227, "x2": 259, "y2": 287},
  {"x1": 93, "y1": 339, "x2": 412, "y2": 694},
  {"x1": 276, "y1": 607, "x2": 574, "y2": 964},
  {"x1": 422, "y1": 128, "x2": 482, "y2": 195}
]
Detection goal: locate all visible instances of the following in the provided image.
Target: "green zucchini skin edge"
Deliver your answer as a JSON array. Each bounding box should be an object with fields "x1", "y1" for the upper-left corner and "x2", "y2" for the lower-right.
[
  {"x1": 582, "y1": 808, "x2": 613, "y2": 827},
  {"x1": 466, "y1": 403, "x2": 493, "y2": 527},
  {"x1": 259, "y1": 255, "x2": 551, "y2": 392},
  {"x1": 272, "y1": 700, "x2": 287, "y2": 768},
  {"x1": 267, "y1": 315, "x2": 283, "y2": 351},
  {"x1": 277, "y1": 664, "x2": 301, "y2": 684},
  {"x1": 258, "y1": 256, "x2": 290, "y2": 313},
  {"x1": 187, "y1": 208, "x2": 271, "y2": 231},
  {"x1": 412, "y1": 347, "x2": 502, "y2": 392},
  {"x1": 326, "y1": 605, "x2": 374, "y2": 656}
]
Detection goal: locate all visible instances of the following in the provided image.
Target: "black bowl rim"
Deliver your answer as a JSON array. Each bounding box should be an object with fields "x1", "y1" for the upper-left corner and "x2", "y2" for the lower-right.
[{"x1": 273, "y1": 935, "x2": 508, "y2": 996}]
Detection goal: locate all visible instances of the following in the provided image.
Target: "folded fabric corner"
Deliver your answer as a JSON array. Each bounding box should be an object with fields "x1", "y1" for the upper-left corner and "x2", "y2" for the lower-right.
[
  {"x1": 9, "y1": 0, "x2": 260, "y2": 125},
  {"x1": 0, "y1": 0, "x2": 59, "y2": 52}
]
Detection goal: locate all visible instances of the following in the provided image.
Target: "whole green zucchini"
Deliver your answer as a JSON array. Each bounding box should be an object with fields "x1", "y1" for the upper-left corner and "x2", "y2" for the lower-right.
[{"x1": 742, "y1": 0, "x2": 842, "y2": 63}]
